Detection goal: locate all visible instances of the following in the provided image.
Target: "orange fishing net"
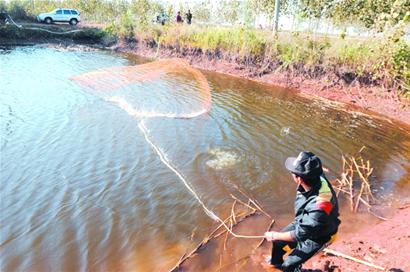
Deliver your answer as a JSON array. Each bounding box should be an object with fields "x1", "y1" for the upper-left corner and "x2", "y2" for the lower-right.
[{"x1": 70, "y1": 58, "x2": 212, "y2": 118}]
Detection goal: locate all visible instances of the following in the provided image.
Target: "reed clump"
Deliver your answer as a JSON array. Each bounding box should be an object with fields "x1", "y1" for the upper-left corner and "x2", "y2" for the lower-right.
[{"x1": 333, "y1": 147, "x2": 388, "y2": 221}]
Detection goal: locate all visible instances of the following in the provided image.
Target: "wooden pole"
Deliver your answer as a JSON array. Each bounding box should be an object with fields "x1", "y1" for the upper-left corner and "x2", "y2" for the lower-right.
[
  {"x1": 323, "y1": 248, "x2": 385, "y2": 270},
  {"x1": 273, "y1": 0, "x2": 280, "y2": 35}
]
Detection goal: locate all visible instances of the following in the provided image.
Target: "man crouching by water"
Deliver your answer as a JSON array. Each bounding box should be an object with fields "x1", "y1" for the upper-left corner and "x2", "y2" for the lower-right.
[{"x1": 264, "y1": 151, "x2": 340, "y2": 272}]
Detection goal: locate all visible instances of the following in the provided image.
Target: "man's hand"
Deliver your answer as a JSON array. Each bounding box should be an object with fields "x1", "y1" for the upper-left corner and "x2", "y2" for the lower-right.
[{"x1": 265, "y1": 231, "x2": 279, "y2": 241}]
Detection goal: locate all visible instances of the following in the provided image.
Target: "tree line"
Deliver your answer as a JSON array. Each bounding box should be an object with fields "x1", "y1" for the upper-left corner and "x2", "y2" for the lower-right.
[{"x1": 1, "y1": 0, "x2": 409, "y2": 33}]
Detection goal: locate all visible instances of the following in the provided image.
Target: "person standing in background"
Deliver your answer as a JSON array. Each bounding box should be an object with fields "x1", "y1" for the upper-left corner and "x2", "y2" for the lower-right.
[
  {"x1": 176, "y1": 11, "x2": 183, "y2": 23},
  {"x1": 186, "y1": 10, "x2": 192, "y2": 24}
]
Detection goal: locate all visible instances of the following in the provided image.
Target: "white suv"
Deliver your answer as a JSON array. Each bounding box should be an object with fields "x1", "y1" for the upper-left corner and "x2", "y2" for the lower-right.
[{"x1": 37, "y1": 9, "x2": 81, "y2": 25}]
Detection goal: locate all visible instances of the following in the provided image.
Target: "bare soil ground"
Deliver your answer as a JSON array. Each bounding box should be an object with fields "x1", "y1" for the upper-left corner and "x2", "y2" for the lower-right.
[{"x1": 303, "y1": 206, "x2": 410, "y2": 272}]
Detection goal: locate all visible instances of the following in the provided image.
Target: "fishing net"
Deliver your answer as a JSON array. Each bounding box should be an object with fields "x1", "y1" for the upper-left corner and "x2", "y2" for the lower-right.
[
  {"x1": 71, "y1": 58, "x2": 218, "y2": 220},
  {"x1": 70, "y1": 58, "x2": 212, "y2": 119}
]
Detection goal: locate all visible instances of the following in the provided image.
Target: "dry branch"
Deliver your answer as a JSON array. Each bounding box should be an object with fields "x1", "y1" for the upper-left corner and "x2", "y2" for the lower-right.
[
  {"x1": 169, "y1": 192, "x2": 274, "y2": 272},
  {"x1": 168, "y1": 210, "x2": 257, "y2": 272},
  {"x1": 231, "y1": 184, "x2": 271, "y2": 218},
  {"x1": 215, "y1": 219, "x2": 275, "y2": 272},
  {"x1": 324, "y1": 248, "x2": 385, "y2": 270}
]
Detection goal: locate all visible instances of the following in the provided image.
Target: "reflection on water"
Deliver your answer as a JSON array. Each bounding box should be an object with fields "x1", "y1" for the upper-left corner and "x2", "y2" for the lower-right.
[{"x1": 1, "y1": 46, "x2": 410, "y2": 271}]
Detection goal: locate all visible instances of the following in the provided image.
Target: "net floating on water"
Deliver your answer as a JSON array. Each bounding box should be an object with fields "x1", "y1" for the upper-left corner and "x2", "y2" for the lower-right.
[{"x1": 70, "y1": 58, "x2": 212, "y2": 119}]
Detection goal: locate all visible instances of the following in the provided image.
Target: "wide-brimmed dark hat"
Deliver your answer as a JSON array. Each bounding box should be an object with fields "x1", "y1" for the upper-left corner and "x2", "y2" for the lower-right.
[{"x1": 285, "y1": 151, "x2": 323, "y2": 178}]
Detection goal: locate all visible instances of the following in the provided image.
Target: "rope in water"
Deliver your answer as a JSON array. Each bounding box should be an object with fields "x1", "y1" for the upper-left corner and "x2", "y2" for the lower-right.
[
  {"x1": 138, "y1": 120, "x2": 265, "y2": 239},
  {"x1": 6, "y1": 13, "x2": 84, "y2": 34}
]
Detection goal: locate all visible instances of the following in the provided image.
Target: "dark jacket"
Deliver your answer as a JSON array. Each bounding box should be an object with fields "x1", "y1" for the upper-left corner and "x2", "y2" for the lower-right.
[{"x1": 290, "y1": 175, "x2": 340, "y2": 243}]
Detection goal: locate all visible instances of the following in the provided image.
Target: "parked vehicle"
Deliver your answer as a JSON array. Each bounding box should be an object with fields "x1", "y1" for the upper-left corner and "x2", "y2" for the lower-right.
[{"x1": 37, "y1": 8, "x2": 81, "y2": 25}]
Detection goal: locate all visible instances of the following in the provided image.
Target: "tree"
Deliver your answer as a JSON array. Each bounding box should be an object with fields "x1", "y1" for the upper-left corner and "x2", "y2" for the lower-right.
[
  {"x1": 251, "y1": 0, "x2": 297, "y2": 31},
  {"x1": 216, "y1": 0, "x2": 241, "y2": 25},
  {"x1": 191, "y1": 0, "x2": 211, "y2": 23},
  {"x1": 304, "y1": 0, "x2": 410, "y2": 32},
  {"x1": 132, "y1": 0, "x2": 151, "y2": 27},
  {"x1": 298, "y1": 0, "x2": 333, "y2": 19},
  {"x1": 242, "y1": 0, "x2": 257, "y2": 27}
]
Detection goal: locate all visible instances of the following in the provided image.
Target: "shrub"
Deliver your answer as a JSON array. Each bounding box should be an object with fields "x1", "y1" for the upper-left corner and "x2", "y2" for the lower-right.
[
  {"x1": 391, "y1": 41, "x2": 410, "y2": 97},
  {"x1": 8, "y1": 0, "x2": 28, "y2": 20}
]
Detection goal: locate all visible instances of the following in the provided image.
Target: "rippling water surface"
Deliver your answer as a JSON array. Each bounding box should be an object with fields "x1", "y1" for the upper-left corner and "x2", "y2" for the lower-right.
[{"x1": 1, "y1": 46, "x2": 410, "y2": 271}]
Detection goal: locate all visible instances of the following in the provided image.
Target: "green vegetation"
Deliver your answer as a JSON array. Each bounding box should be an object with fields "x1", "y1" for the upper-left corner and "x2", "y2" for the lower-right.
[
  {"x1": 104, "y1": 21, "x2": 409, "y2": 97},
  {"x1": 1, "y1": 0, "x2": 409, "y2": 97}
]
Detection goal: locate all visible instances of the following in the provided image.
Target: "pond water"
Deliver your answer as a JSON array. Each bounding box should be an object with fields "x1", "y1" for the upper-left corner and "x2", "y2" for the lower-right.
[{"x1": 1, "y1": 46, "x2": 410, "y2": 271}]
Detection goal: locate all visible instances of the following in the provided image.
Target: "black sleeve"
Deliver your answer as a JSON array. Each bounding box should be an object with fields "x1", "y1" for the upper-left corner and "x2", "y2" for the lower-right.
[{"x1": 290, "y1": 208, "x2": 328, "y2": 242}]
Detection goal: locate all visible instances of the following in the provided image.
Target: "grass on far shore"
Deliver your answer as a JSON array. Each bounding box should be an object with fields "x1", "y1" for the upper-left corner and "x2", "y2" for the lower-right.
[{"x1": 103, "y1": 20, "x2": 410, "y2": 98}]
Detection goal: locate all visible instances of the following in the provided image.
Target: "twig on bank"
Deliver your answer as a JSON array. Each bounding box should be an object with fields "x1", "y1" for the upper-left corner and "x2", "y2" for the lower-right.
[
  {"x1": 367, "y1": 209, "x2": 388, "y2": 221},
  {"x1": 231, "y1": 200, "x2": 237, "y2": 225},
  {"x1": 169, "y1": 193, "x2": 273, "y2": 272},
  {"x1": 255, "y1": 219, "x2": 275, "y2": 248},
  {"x1": 399, "y1": 203, "x2": 410, "y2": 209},
  {"x1": 323, "y1": 248, "x2": 385, "y2": 270},
  {"x1": 230, "y1": 194, "x2": 257, "y2": 212}
]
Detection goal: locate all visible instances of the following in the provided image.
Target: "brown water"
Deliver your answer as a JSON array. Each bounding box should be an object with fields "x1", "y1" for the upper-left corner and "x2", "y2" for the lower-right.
[{"x1": 1, "y1": 46, "x2": 410, "y2": 271}]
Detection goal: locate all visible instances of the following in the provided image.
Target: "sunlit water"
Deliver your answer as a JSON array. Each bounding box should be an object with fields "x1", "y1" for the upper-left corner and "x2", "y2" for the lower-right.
[{"x1": 1, "y1": 46, "x2": 410, "y2": 271}]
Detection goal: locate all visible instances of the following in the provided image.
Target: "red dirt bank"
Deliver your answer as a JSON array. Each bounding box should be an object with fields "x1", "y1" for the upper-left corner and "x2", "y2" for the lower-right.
[{"x1": 305, "y1": 206, "x2": 410, "y2": 271}]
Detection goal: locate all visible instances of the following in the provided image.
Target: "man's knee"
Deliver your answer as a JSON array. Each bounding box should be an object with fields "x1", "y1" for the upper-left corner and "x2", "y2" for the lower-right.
[{"x1": 281, "y1": 239, "x2": 325, "y2": 271}]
